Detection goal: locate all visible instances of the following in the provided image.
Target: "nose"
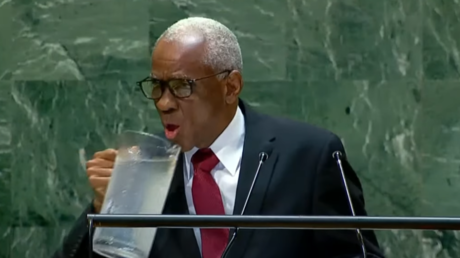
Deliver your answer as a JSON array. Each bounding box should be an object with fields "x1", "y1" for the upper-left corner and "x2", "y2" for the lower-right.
[{"x1": 155, "y1": 87, "x2": 178, "y2": 114}]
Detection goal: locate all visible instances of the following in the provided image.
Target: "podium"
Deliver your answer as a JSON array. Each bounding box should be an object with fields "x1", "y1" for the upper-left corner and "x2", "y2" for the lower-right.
[{"x1": 87, "y1": 214, "x2": 460, "y2": 258}]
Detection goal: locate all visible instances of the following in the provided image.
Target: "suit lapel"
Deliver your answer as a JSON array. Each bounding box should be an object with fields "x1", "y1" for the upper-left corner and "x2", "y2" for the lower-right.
[
  {"x1": 229, "y1": 101, "x2": 278, "y2": 256},
  {"x1": 233, "y1": 101, "x2": 278, "y2": 216}
]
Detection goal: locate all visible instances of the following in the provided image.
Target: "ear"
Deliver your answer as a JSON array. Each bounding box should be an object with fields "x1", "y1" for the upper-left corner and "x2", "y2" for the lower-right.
[{"x1": 224, "y1": 70, "x2": 243, "y2": 104}]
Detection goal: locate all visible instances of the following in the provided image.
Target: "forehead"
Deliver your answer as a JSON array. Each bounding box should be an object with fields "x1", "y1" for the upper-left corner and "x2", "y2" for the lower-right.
[{"x1": 151, "y1": 37, "x2": 212, "y2": 79}]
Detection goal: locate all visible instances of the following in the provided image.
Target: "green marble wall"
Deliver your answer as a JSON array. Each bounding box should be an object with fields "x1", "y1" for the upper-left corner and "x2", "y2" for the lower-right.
[{"x1": 1, "y1": 0, "x2": 460, "y2": 257}]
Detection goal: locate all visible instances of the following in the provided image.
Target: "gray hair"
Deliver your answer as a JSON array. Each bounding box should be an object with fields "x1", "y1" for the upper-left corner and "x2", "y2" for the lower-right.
[{"x1": 155, "y1": 17, "x2": 243, "y2": 75}]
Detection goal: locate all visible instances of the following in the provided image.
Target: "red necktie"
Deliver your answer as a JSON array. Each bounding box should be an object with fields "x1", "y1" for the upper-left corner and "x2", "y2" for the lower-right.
[{"x1": 191, "y1": 148, "x2": 229, "y2": 258}]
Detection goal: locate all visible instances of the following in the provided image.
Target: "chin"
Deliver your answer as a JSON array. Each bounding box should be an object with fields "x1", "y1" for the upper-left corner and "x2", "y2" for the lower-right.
[
  {"x1": 175, "y1": 139, "x2": 194, "y2": 152},
  {"x1": 180, "y1": 146, "x2": 194, "y2": 152}
]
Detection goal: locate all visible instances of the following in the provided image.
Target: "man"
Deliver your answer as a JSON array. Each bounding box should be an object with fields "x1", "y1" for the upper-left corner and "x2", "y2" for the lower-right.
[{"x1": 53, "y1": 17, "x2": 384, "y2": 258}]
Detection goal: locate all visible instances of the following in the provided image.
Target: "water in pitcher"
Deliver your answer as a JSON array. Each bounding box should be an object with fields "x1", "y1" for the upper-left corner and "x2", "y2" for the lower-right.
[{"x1": 93, "y1": 156, "x2": 177, "y2": 258}]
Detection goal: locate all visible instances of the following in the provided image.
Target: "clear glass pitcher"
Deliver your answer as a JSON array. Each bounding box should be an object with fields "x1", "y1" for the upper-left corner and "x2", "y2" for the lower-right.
[{"x1": 92, "y1": 130, "x2": 181, "y2": 258}]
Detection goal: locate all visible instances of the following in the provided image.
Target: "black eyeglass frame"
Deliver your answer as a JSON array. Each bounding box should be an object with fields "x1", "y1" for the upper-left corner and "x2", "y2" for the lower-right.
[{"x1": 136, "y1": 70, "x2": 231, "y2": 100}]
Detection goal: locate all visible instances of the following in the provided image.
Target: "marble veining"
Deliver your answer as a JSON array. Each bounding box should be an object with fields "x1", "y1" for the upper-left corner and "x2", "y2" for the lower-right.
[{"x1": 1, "y1": 0, "x2": 460, "y2": 257}]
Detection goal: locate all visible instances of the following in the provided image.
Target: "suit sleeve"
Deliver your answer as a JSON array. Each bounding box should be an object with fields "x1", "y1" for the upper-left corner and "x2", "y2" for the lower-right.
[
  {"x1": 310, "y1": 133, "x2": 385, "y2": 258},
  {"x1": 52, "y1": 203, "x2": 105, "y2": 258}
]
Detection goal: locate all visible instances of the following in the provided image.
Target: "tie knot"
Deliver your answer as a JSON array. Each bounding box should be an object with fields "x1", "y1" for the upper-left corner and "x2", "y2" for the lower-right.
[{"x1": 191, "y1": 148, "x2": 219, "y2": 173}]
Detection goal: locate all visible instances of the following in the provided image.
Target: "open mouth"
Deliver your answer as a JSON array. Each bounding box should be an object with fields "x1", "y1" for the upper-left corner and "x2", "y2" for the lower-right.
[{"x1": 164, "y1": 124, "x2": 180, "y2": 140}]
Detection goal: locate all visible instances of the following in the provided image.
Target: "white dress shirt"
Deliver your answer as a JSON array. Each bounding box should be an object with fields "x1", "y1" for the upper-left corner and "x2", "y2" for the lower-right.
[{"x1": 183, "y1": 107, "x2": 245, "y2": 252}]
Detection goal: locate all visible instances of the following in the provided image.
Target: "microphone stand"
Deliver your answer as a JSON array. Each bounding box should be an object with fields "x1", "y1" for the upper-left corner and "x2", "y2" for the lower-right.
[
  {"x1": 332, "y1": 151, "x2": 367, "y2": 258},
  {"x1": 88, "y1": 219, "x2": 93, "y2": 258},
  {"x1": 221, "y1": 152, "x2": 269, "y2": 258}
]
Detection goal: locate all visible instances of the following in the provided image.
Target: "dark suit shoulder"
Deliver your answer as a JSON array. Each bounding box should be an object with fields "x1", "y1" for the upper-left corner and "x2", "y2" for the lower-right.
[{"x1": 262, "y1": 113, "x2": 341, "y2": 149}]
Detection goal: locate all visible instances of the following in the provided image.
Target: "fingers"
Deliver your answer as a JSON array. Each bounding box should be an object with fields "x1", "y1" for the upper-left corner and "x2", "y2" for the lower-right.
[
  {"x1": 87, "y1": 149, "x2": 116, "y2": 210},
  {"x1": 86, "y1": 158, "x2": 115, "y2": 169},
  {"x1": 93, "y1": 148, "x2": 118, "y2": 160},
  {"x1": 87, "y1": 149, "x2": 117, "y2": 170},
  {"x1": 89, "y1": 176, "x2": 110, "y2": 188},
  {"x1": 87, "y1": 167, "x2": 112, "y2": 177},
  {"x1": 94, "y1": 187, "x2": 106, "y2": 200}
]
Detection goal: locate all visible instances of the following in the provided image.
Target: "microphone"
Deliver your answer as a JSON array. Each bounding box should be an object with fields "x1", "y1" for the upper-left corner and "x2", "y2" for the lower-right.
[
  {"x1": 221, "y1": 148, "x2": 271, "y2": 258},
  {"x1": 332, "y1": 151, "x2": 367, "y2": 258}
]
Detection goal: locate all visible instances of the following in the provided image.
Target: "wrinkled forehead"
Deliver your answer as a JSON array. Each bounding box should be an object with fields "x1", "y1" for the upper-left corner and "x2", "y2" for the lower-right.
[{"x1": 151, "y1": 36, "x2": 211, "y2": 80}]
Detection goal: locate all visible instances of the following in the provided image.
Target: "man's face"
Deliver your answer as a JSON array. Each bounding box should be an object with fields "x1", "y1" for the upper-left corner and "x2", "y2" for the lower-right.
[{"x1": 151, "y1": 36, "x2": 241, "y2": 151}]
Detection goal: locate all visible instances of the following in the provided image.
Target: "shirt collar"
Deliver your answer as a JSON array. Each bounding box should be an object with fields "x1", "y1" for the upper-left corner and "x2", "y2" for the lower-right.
[{"x1": 184, "y1": 107, "x2": 245, "y2": 176}]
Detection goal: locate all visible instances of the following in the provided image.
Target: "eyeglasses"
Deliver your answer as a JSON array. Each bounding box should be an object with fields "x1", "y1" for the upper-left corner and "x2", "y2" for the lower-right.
[{"x1": 136, "y1": 70, "x2": 230, "y2": 100}]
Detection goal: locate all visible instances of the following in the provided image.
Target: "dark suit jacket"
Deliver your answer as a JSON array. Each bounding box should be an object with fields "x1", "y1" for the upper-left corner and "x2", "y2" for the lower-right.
[{"x1": 53, "y1": 101, "x2": 384, "y2": 258}]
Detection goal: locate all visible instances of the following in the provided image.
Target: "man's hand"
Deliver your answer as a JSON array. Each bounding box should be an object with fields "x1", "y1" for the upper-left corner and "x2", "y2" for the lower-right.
[{"x1": 86, "y1": 148, "x2": 117, "y2": 213}]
